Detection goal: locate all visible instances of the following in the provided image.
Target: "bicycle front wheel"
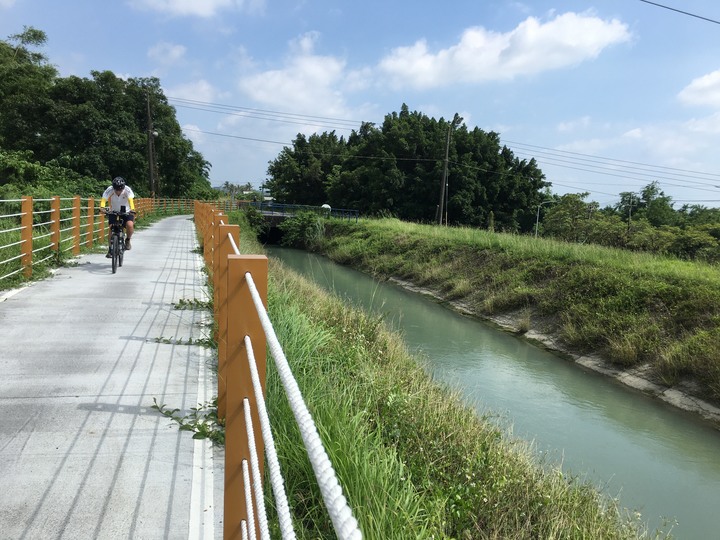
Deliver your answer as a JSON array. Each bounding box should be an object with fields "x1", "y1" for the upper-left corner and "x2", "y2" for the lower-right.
[
  {"x1": 119, "y1": 234, "x2": 124, "y2": 267},
  {"x1": 111, "y1": 234, "x2": 119, "y2": 273}
]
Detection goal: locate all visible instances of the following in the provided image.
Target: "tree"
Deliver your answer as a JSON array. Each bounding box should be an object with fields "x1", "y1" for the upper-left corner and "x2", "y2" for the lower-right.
[
  {"x1": 0, "y1": 28, "x2": 57, "y2": 154},
  {"x1": 671, "y1": 227, "x2": 719, "y2": 261},
  {"x1": 7, "y1": 26, "x2": 48, "y2": 62},
  {"x1": 677, "y1": 204, "x2": 720, "y2": 227},
  {"x1": 640, "y1": 182, "x2": 676, "y2": 227},
  {"x1": 267, "y1": 131, "x2": 346, "y2": 205},
  {"x1": 542, "y1": 193, "x2": 599, "y2": 242},
  {"x1": 614, "y1": 182, "x2": 676, "y2": 228},
  {"x1": 268, "y1": 104, "x2": 549, "y2": 231},
  {"x1": 0, "y1": 30, "x2": 214, "y2": 199}
]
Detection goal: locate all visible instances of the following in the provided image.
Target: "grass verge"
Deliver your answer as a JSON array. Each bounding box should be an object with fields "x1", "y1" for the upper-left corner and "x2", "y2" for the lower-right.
[
  {"x1": 226, "y1": 211, "x2": 660, "y2": 539},
  {"x1": 316, "y1": 218, "x2": 720, "y2": 404}
]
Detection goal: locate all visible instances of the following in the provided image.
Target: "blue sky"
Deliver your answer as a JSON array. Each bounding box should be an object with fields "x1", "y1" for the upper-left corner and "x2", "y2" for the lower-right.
[{"x1": 2, "y1": 0, "x2": 720, "y2": 208}]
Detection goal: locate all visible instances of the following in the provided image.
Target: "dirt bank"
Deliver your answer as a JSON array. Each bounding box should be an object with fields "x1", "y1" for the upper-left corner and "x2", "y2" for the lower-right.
[{"x1": 389, "y1": 276, "x2": 720, "y2": 429}]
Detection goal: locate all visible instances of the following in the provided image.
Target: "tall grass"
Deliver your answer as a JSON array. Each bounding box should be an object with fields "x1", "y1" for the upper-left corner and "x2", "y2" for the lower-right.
[
  {"x1": 261, "y1": 260, "x2": 656, "y2": 539},
  {"x1": 366, "y1": 218, "x2": 720, "y2": 284},
  {"x1": 319, "y1": 218, "x2": 720, "y2": 404},
  {"x1": 229, "y1": 214, "x2": 659, "y2": 539}
]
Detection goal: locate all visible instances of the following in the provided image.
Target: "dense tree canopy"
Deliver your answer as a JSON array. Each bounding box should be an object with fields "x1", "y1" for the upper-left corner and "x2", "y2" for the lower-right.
[
  {"x1": 0, "y1": 27, "x2": 215, "y2": 199},
  {"x1": 539, "y1": 186, "x2": 720, "y2": 262},
  {"x1": 266, "y1": 104, "x2": 549, "y2": 232},
  {"x1": 265, "y1": 103, "x2": 720, "y2": 261}
]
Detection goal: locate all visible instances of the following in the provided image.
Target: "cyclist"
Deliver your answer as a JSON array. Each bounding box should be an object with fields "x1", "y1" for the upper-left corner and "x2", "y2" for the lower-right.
[{"x1": 100, "y1": 176, "x2": 136, "y2": 257}]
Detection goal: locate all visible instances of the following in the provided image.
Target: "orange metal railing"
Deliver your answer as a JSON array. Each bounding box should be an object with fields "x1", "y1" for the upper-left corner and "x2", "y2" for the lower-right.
[
  {"x1": 0, "y1": 195, "x2": 275, "y2": 536},
  {"x1": 194, "y1": 201, "x2": 269, "y2": 540},
  {"x1": 0, "y1": 196, "x2": 196, "y2": 285}
]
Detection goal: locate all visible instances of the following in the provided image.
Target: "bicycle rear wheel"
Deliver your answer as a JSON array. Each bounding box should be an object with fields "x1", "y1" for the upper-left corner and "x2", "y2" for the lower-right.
[
  {"x1": 111, "y1": 234, "x2": 119, "y2": 273},
  {"x1": 119, "y1": 234, "x2": 124, "y2": 267}
]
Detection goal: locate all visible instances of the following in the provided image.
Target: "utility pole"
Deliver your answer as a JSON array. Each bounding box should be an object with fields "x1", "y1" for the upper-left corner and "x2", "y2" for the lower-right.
[
  {"x1": 146, "y1": 92, "x2": 157, "y2": 197},
  {"x1": 436, "y1": 124, "x2": 452, "y2": 225}
]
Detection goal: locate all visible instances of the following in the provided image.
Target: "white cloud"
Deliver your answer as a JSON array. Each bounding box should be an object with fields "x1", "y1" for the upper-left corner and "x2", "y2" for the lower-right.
[
  {"x1": 678, "y1": 70, "x2": 720, "y2": 108},
  {"x1": 166, "y1": 79, "x2": 217, "y2": 103},
  {"x1": 183, "y1": 124, "x2": 206, "y2": 144},
  {"x1": 685, "y1": 112, "x2": 720, "y2": 134},
  {"x1": 129, "y1": 0, "x2": 264, "y2": 18},
  {"x1": 229, "y1": 46, "x2": 256, "y2": 71},
  {"x1": 0, "y1": 0, "x2": 17, "y2": 8},
  {"x1": 238, "y1": 32, "x2": 351, "y2": 119},
  {"x1": 560, "y1": 124, "x2": 713, "y2": 171},
  {"x1": 622, "y1": 128, "x2": 643, "y2": 139},
  {"x1": 343, "y1": 67, "x2": 373, "y2": 92},
  {"x1": 378, "y1": 11, "x2": 631, "y2": 89},
  {"x1": 558, "y1": 116, "x2": 591, "y2": 132},
  {"x1": 148, "y1": 42, "x2": 186, "y2": 65},
  {"x1": 557, "y1": 137, "x2": 615, "y2": 156}
]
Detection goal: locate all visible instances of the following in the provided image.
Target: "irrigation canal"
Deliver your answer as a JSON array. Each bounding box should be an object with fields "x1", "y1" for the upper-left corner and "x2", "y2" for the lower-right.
[{"x1": 268, "y1": 247, "x2": 720, "y2": 539}]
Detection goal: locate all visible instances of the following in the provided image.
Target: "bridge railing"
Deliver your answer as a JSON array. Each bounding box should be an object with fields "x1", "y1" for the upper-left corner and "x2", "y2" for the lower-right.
[
  {"x1": 195, "y1": 201, "x2": 362, "y2": 540},
  {"x1": 0, "y1": 196, "x2": 194, "y2": 286},
  {"x1": 237, "y1": 201, "x2": 360, "y2": 222}
]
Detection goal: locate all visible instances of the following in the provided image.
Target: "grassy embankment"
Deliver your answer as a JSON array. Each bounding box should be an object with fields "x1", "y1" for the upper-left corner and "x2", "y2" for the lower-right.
[
  {"x1": 227, "y1": 211, "x2": 658, "y2": 539},
  {"x1": 315, "y1": 218, "x2": 720, "y2": 406}
]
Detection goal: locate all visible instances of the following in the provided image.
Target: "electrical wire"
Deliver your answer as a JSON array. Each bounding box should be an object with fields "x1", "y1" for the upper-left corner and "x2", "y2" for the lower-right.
[
  {"x1": 503, "y1": 140, "x2": 720, "y2": 185},
  {"x1": 175, "y1": 98, "x2": 720, "y2": 203},
  {"x1": 183, "y1": 127, "x2": 290, "y2": 146},
  {"x1": 638, "y1": 0, "x2": 720, "y2": 25},
  {"x1": 168, "y1": 96, "x2": 360, "y2": 131},
  {"x1": 509, "y1": 151, "x2": 720, "y2": 193}
]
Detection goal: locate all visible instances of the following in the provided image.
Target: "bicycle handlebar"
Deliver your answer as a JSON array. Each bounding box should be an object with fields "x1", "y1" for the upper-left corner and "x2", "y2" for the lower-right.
[{"x1": 101, "y1": 209, "x2": 135, "y2": 216}]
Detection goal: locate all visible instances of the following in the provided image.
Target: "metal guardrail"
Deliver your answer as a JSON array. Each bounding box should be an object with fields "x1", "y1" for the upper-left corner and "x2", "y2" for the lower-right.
[{"x1": 238, "y1": 201, "x2": 360, "y2": 222}]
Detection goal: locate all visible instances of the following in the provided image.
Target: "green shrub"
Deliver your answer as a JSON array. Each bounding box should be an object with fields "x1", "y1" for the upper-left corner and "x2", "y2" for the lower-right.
[{"x1": 279, "y1": 211, "x2": 325, "y2": 249}]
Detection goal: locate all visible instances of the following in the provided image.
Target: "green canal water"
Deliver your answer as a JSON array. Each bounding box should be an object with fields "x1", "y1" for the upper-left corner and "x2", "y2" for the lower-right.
[{"x1": 269, "y1": 247, "x2": 720, "y2": 539}]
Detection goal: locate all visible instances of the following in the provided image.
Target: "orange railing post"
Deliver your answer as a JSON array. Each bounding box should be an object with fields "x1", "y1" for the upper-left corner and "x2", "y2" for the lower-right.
[
  {"x1": 100, "y1": 205, "x2": 106, "y2": 244},
  {"x1": 225, "y1": 255, "x2": 268, "y2": 540},
  {"x1": 21, "y1": 196, "x2": 33, "y2": 278},
  {"x1": 213, "y1": 211, "x2": 225, "y2": 285},
  {"x1": 72, "y1": 196, "x2": 81, "y2": 256},
  {"x1": 203, "y1": 209, "x2": 218, "y2": 269},
  {"x1": 87, "y1": 198, "x2": 95, "y2": 248},
  {"x1": 50, "y1": 196, "x2": 60, "y2": 255},
  {"x1": 215, "y1": 223, "x2": 240, "y2": 420},
  {"x1": 200, "y1": 205, "x2": 213, "y2": 268}
]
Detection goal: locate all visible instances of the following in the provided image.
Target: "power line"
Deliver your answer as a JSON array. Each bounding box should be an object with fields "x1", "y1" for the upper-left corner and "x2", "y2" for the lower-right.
[
  {"x1": 550, "y1": 182, "x2": 619, "y2": 198},
  {"x1": 169, "y1": 96, "x2": 362, "y2": 125},
  {"x1": 168, "y1": 96, "x2": 361, "y2": 131},
  {"x1": 177, "y1": 98, "x2": 720, "y2": 203},
  {"x1": 503, "y1": 139, "x2": 720, "y2": 196},
  {"x1": 638, "y1": 0, "x2": 720, "y2": 25},
  {"x1": 175, "y1": 96, "x2": 720, "y2": 186},
  {"x1": 510, "y1": 150, "x2": 720, "y2": 193},
  {"x1": 503, "y1": 139, "x2": 720, "y2": 182},
  {"x1": 183, "y1": 127, "x2": 290, "y2": 146},
  {"x1": 184, "y1": 127, "x2": 439, "y2": 162}
]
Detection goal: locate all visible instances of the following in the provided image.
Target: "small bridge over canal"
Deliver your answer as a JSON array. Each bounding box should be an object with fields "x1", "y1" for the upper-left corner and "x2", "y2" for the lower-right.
[
  {"x1": 236, "y1": 201, "x2": 359, "y2": 243},
  {"x1": 239, "y1": 201, "x2": 359, "y2": 225}
]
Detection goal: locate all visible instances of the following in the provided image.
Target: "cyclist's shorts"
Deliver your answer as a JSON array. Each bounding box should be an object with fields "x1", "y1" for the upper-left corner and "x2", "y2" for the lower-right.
[{"x1": 108, "y1": 213, "x2": 135, "y2": 225}]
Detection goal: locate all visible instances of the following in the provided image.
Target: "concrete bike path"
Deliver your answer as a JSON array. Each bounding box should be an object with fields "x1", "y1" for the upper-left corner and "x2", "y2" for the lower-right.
[{"x1": 0, "y1": 215, "x2": 217, "y2": 539}]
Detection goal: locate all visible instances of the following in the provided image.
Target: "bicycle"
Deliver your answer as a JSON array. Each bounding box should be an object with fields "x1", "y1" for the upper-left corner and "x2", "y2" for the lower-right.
[{"x1": 104, "y1": 209, "x2": 132, "y2": 273}]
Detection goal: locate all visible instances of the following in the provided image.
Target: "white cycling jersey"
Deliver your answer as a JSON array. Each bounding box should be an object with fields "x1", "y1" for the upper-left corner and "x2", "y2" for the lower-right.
[{"x1": 102, "y1": 185, "x2": 135, "y2": 212}]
